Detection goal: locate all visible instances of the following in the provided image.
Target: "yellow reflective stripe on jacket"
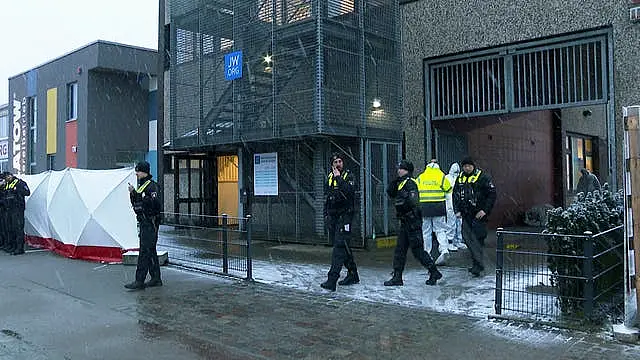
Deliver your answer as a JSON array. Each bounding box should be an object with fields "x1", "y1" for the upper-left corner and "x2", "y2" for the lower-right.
[
  {"x1": 458, "y1": 170, "x2": 482, "y2": 184},
  {"x1": 328, "y1": 171, "x2": 349, "y2": 188},
  {"x1": 418, "y1": 189, "x2": 446, "y2": 202},
  {"x1": 136, "y1": 180, "x2": 152, "y2": 194},
  {"x1": 5, "y1": 179, "x2": 18, "y2": 190},
  {"x1": 417, "y1": 170, "x2": 448, "y2": 203},
  {"x1": 397, "y1": 178, "x2": 417, "y2": 191}
]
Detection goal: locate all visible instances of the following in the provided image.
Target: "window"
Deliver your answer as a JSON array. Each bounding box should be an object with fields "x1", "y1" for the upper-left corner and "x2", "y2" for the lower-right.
[
  {"x1": 29, "y1": 96, "x2": 37, "y2": 173},
  {"x1": 67, "y1": 82, "x2": 78, "y2": 120},
  {"x1": 47, "y1": 154, "x2": 55, "y2": 170},
  {"x1": 0, "y1": 106, "x2": 7, "y2": 172},
  {"x1": 0, "y1": 106, "x2": 8, "y2": 139},
  {"x1": 566, "y1": 134, "x2": 597, "y2": 192},
  {"x1": 176, "y1": 28, "x2": 194, "y2": 64}
]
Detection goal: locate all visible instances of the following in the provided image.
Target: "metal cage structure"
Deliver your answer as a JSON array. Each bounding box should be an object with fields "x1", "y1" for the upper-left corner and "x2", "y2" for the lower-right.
[
  {"x1": 165, "y1": 0, "x2": 402, "y2": 245},
  {"x1": 168, "y1": 0, "x2": 402, "y2": 146}
]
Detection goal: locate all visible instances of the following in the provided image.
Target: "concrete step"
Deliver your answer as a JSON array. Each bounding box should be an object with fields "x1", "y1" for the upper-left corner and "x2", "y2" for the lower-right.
[{"x1": 122, "y1": 251, "x2": 169, "y2": 266}]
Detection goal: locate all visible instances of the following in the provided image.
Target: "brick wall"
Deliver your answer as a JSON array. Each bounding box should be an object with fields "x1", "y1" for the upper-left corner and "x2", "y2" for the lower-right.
[{"x1": 434, "y1": 111, "x2": 555, "y2": 227}]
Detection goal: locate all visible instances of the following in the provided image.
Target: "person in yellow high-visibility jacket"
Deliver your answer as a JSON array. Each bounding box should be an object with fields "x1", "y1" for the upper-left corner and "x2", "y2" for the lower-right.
[{"x1": 415, "y1": 160, "x2": 452, "y2": 265}]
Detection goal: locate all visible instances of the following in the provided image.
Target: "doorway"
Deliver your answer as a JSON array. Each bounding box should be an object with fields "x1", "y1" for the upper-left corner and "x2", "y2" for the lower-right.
[
  {"x1": 217, "y1": 155, "x2": 239, "y2": 217},
  {"x1": 173, "y1": 153, "x2": 216, "y2": 217}
]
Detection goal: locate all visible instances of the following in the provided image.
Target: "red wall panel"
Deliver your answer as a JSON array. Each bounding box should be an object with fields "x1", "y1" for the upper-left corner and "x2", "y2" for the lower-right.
[
  {"x1": 434, "y1": 111, "x2": 555, "y2": 227},
  {"x1": 65, "y1": 120, "x2": 78, "y2": 168}
]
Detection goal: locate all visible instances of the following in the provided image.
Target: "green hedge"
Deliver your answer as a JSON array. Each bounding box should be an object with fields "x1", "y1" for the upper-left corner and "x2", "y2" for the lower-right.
[{"x1": 544, "y1": 184, "x2": 624, "y2": 318}]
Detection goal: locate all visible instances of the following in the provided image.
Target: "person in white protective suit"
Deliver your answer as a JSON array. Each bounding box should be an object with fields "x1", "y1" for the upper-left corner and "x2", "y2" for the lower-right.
[
  {"x1": 415, "y1": 160, "x2": 452, "y2": 266},
  {"x1": 445, "y1": 163, "x2": 467, "y2": 251}
]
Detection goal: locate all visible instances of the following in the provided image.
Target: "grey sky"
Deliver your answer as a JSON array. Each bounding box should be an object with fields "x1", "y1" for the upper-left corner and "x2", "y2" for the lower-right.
[{"x1": 0, "y1": 0, "x2": 159, "y2": 105}]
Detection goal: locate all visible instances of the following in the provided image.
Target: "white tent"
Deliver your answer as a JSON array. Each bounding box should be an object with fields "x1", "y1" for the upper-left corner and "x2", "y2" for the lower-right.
[{"x1": 22, "y1": 168, "x2": 139, "y2": 262}]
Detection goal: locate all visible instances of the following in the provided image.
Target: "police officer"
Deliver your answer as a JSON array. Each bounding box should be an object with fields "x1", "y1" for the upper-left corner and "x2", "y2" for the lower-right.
[
  {"x1": 3, "y1": 172, "x2": 30, "y2": 255},
  {"x1": 384, "y1": 160, "x2": 442, "y2": 286},
  {"x1": 453, "y1": 157, "x2": 496, "y2": 277},
  {"x1": 320, "y1": 153, "x2": 359, "y2": 292},
  {"x1": 125, "y1": 161, "x2": 163, "y2": 290},
  {"x1": 0, "y1": 174, "x2": 7, "y2": 252}
]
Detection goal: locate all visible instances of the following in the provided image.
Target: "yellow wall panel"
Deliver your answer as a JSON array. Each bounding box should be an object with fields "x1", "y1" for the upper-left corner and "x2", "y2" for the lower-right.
[{"x1": 46, "y1": 88, "x2": 57, "y2": 154}]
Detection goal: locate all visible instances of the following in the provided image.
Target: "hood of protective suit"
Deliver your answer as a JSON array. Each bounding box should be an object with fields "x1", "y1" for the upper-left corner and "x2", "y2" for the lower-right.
[{"x1": 449, "y1": 163, "x2": 460, "y2": 177}]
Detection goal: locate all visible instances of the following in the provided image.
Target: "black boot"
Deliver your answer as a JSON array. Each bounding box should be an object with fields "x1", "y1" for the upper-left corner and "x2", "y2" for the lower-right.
[
  {"x1": 338, "y1": 270, "x2": 360, "y2": 286},
  {"x1": 468, "y1": 264, "x2": 484, "y2": 277},
  {"x1": 124, "y1": 281, "x2": 146, "y2": 290},
  {"x1": 426, "y1": 267, "x2": 443, "y2": 286},
  {"x1": 145, "y1": 279, "x2": 163, "y2": 287},
  {"x1": 384, "y1": 271, "x2": 403, "y2": 286},
  {"x1": 320, "y1": 278, "x2": 337, "y2": 292}
]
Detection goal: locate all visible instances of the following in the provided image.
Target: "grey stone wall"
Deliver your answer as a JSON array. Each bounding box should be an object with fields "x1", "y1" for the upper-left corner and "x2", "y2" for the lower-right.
[{"x1": 401, "y1": 0, "x2": 640, "y2": 172}]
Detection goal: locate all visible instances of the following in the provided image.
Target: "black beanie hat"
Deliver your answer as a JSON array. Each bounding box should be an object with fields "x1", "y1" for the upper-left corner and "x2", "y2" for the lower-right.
[
  {"x1": 135, "y1": 161, "x2": 151, "y2": 174},
  {"x1": 397, "y1": 159, "x2": 414, "y2": 173},
  {"x1": 461, "y1": 157, "x2": 475, "y2": 167},
  {"x1": 330, "y1": 153, "x2": 343, "y2": 164}
]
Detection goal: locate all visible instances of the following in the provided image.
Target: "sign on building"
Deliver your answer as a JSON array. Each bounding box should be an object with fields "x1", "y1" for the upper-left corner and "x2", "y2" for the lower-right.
[
  {"x1": 225, "y1": 51, "x2": 243, "y2": 81},
  {"x1": 12, "y1": 95, "x2": 27, "y2": 174},
  {"x1": 253, "y1": 152, "x2": 278, "y2": 196},
  {"x1": 0, "y1": 140, "x2": 8, "y2": 160}
]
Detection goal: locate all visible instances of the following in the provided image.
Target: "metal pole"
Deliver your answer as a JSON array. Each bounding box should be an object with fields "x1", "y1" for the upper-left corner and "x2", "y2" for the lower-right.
[
  {"x1": 222, "y1": 213, "x2": 229, "y2": 274},
  {"x1": 246, "y1": 215, "x2": 253, "y2": 281},
  {"x1": 625, "y1": 106, "x2": 640, "y2": 320},
  {"x1": 583, "y1": 231, "x2": 594, "y2": 318},
  {"x1": 157, "y1": 0, "x2": 165, "y2": 212},
  {"x1": 495, "y1": 228, "x2": 504, "y2": 315}
]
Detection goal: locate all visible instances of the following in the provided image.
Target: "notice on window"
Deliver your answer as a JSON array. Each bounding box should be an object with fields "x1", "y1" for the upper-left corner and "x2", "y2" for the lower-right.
[{"x1": 254, "y1": 152, "x2": 278, "y2": 196}]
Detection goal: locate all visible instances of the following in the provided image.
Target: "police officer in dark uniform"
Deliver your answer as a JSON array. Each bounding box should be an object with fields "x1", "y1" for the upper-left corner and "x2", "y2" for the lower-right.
[
  {"x1": 3, "y1": 172, "x2": 30, "y2": 255},
  {"x1": 125, "y1": 161, "x2": 163, "y2": 290},
  {"x1": 320, "y1": 153, "x2": 359, "y2": 292},
  {"x1": 0, "y1": 174, "x2": 7, "y2": 252},
  {"x1": 384, "y1": 160, "x2": 442, "y2": 286},
  {"x1": 453, "y1": 157, "x2": 497, "y2": 277}
]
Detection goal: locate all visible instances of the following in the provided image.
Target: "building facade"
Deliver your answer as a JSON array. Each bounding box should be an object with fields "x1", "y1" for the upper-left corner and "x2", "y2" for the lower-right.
[
  {"x1": 161, "y1": 0, "x2": 403, "y2": 245},
  {"x1": 7, "y1": 41, "x2": 157, "y2": 174},
  {"x1": 0, "y1": 104, "x2": 9, "y2": 171},
  {"x1": 401, "y1": 0, "x2": 640, "y2": 227}
]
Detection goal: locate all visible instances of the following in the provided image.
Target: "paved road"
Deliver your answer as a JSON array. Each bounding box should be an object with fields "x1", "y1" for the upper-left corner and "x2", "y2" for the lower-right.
[{"x1": 0, "y1": 251, "x2": 638, "y2": 359}]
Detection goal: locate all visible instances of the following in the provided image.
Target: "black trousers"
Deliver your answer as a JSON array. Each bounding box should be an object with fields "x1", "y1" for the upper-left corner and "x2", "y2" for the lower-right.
[
  {"x1": 0, "y1": 210, "x2": 6, "y2": 248},
  {"x1": 6, "y1": 210, "x2": 25, "y2": 252},
  {"x1": 327, "y1": 215, "x2": 357, "y2": 281},
  {"x1": 135, "y1": 221, "x2": 161, "y2": 283},
  {"x1": 461, "y1": 216, "x2": 488, "y2": 270},
  {"x1": 393, "y1": 219, "x2": 435, "y2": 273}
]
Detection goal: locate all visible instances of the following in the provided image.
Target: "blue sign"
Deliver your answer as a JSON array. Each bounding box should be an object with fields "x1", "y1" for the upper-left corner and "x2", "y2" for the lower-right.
[{"x1": 224, "y1": 51, "x2": 243, "y2": 81}]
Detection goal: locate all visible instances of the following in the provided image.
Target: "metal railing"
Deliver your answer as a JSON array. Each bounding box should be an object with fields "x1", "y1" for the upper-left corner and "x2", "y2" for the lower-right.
[
  {"x1": 158, "y1": 212, "x2": 253, "y2": 281},
  {"x1": 494, "y1": 225, "x2": 624, "y2": 322}
]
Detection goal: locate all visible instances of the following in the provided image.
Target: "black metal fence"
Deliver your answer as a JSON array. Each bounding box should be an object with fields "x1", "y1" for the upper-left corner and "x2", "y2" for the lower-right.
[
  {"x1": 495, "y1": 225, "x2": 624, "y2": 322},
  {"x1": 158, "y1": 212, "x2": 253, "y2": 280}
]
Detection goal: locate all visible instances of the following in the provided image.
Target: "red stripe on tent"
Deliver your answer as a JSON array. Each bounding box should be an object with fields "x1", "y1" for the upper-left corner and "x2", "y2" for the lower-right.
[{"x1": 26, "y1": 235, "x2": 138, "y2": 263}]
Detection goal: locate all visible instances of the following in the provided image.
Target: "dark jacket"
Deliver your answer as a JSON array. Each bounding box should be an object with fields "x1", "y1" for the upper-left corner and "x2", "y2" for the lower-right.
[
  {"x1": 453, "y1": 168, "x2": 496, "y2": 218},
  {"x1": 4, "y1": 177, "x2": 30, "y2": 212},
  {"x1": 576, "y1": 170, "x2": 600, "y2": 194},
  {"x1": 130, "y1": 175, "x2": 162, "y2": 223},
  {"x1": 387, "y1": 175, "x2": 422, "y2": 229},
  {"x1": 324, "y1": 169, "x2": 355, "y2": 219}
]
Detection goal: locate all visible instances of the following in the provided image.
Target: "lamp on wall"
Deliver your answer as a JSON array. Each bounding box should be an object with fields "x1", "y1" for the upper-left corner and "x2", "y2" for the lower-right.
[
  {"x1": 372, "y1": 98, "x2": 382, "y2": 109},
  {"x1": 263, "y1": 54, "x2": 273, "y2": 73}
]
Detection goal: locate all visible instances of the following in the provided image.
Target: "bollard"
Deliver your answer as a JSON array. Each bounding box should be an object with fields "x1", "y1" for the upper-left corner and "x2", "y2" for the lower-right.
[
  {"x1": 583, "y1": 231, "x2": 594, "y2": 318},
  {"x1": 495, "y1": 228, "x2": 504, "y2": 315},
  {"x1": 222, "y1": 214, "x2": 229, "y2": 274},
  {"x1": 246, "y1": 215, "x2": 253, "y2": 281}
]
